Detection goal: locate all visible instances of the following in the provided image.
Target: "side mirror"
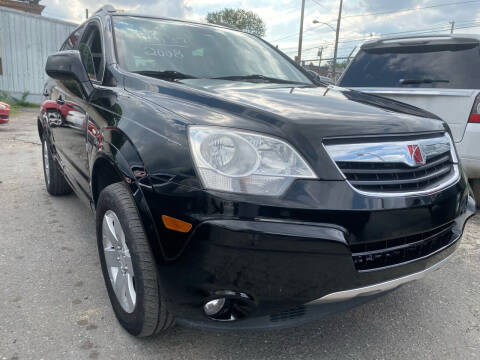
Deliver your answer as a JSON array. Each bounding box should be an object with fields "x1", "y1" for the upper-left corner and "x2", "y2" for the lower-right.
[{"x1": 45, "y1": 50, "x2": 94, "y2": 98}]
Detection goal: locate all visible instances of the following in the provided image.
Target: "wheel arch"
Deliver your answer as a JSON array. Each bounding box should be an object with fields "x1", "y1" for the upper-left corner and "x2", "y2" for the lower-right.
[
  {"x1": 91, "y1": 155, "x2": 124, "y2": 206},
  {"x1": 90, "y1": 135, "x2": 167, "y2": 262}
]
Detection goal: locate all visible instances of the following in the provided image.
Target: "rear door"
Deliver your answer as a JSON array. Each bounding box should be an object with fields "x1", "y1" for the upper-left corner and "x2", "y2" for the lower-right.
[{"x1": 338, "y1": 39, "x2": 480, "y2": 143}]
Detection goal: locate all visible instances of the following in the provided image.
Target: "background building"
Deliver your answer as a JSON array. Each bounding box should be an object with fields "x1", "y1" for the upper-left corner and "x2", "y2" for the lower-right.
[
  {"x1": 0, "y1": 4, "x2": 76, "y2": 103},
  {"x1": 0, "y1": 0, "x2": 44, "y2": 15}
]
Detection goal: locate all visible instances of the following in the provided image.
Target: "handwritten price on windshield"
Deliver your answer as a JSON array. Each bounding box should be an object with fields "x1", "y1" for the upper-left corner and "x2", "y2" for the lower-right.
[{"x1": 145, "y1": 47, "x2": 184, "y2": 59}]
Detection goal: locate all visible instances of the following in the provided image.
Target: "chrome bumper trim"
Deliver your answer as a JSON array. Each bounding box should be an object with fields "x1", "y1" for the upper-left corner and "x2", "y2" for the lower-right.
[{"x1": 308, "y1": 253, "x2": 454, "y2": 305}]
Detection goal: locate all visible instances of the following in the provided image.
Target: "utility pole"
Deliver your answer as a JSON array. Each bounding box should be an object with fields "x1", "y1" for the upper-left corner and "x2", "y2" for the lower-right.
[
  {"x1": 297, "y1": 0, "x2": 306, "y2": 63},
  {"x1": 86, "y1": 8, "x2": 89, "y2": 19},
  {"x1": 332, "y1": 0, "x2": 343, "y2": 80},
  {"x1": 450, "y1": 20, "x2": 455, "y2": 34},
  {"x1": 318, "y1": 47, "x2": 323, "y2": 73}
]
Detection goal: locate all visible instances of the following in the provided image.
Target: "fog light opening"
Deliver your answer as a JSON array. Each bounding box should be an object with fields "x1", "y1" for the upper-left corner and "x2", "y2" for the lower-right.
[
  {"x1": 204, "y1": 298, "x2": 226, "y2": 316},
  {"x1": 203, "y1": 292, "x2": 255, "y2": 322}
]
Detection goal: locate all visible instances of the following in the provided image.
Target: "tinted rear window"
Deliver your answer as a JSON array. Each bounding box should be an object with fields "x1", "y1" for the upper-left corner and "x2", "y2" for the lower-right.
[{"x1": 340, "y1": 43, "x2": 480, "y2": 89}]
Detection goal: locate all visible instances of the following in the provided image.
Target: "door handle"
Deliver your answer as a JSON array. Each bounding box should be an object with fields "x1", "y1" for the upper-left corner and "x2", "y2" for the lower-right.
[{"x1": 56, "y1": 96, "x2": 65, "y2": 106}]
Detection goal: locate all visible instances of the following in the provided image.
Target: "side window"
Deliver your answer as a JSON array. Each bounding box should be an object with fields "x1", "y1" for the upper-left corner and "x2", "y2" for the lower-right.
[
  {"x1": 79, "y1": 43, "x2": 97, "y2": 80},
  {"x1": 61, "y1": 25, "x2": 85, "y2": 51},
  {"x1": 78, "y1": 22, "x2": 104, "y2": 83}
]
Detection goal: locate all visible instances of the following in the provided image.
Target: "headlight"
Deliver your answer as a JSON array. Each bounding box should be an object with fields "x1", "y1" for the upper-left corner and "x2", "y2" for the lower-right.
[
  {"x1": 188, "y1": 126, "x2": 317, "y2": 195},
  {"x1": 0, "y1": 103, "x2": 7, "y2": 110}
]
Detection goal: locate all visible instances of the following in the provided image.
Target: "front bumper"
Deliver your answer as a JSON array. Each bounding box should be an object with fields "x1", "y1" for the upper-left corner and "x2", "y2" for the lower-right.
[
  {"x1": 136, "y1": 151, "x2": 477, "y2": 330},
  {"x1": 151, "y1": 176, "x2": 476, "y2": 329},
  {"x1": 0, "y1": 113, "x2": 9, "y2": 124},
  {"x1": 178, "y1": 251, "x2": 457, "y2": 330},
  {"x1": 0, "y1": 104, "x2": 10, "y2": 124}
]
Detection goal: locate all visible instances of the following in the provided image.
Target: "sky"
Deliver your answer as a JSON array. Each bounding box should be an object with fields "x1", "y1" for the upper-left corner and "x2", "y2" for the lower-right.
[{"x1": 40, "y1": 0, "x2": 480, "y2": 62}]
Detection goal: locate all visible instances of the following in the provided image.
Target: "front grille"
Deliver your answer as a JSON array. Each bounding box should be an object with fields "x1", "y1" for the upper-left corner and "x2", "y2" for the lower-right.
[
  {"x1": 270, "y1": 306, "x2": 306, "y2": 323},
  {"x1": 350, "y1": 222, "x2": 456, "y2": 271},
  {"x1": 0, "y1": 115, "x2": 8, "y2": 120},
  {"x1": 337, "y1": 152, "x2": 453, "y2": 193}
]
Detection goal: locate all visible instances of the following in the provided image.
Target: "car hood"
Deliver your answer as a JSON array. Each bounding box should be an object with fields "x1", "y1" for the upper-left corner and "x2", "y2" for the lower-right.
[
  {"x1": 124, "y1": 77, "x2": 448, "y2": 180},
  {"x1": 127, "y1": 77, "x2": 443, "y2": 137}
]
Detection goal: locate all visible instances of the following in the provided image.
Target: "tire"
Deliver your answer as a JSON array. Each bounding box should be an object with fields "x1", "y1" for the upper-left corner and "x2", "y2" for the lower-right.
[
  {"x1": 42, "y1": 135, "x2": 72, "y2": 195},
  {"x1": 96, "y1": 182, "x2": 174, "y2": 337},
  {"x1": 471, "y1": 179, "x2": 480, "y2": 209}
]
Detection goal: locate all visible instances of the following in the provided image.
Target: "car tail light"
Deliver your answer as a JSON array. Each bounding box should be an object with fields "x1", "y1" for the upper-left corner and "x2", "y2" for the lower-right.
[
  {"x1": 469, "y1": 114, "x2": 480, "y2": 123},
  {"x1": 468, "y1": 95, "x2": 480, "y2": 123}
]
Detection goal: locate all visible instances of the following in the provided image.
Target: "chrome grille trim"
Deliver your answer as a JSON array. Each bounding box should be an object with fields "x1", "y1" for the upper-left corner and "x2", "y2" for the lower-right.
[
  {"x1": 325, "y1": 133, "x2": 460, "y2": 197},
  {"x1": 325, "y1": 134, "x2": 454, "y2": 166},
  {"x1": 340, "y1": 154, "x2": 450, "y2": 174},
  {"x1": 343, "y1": 165, "x2": 460, "y2": 197},
  {"x1": 349, "y1": 165, "x2": 451, "y2": 187}
]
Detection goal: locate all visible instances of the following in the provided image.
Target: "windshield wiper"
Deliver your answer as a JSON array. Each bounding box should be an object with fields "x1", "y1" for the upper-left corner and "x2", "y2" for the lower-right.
[
  {"x1": 210, "y1": 74, "x2": 311, "y2": 85},
  {"x1": 399, "y1": 78, "x2": 450, "y2": 85},
  {"x1": 133, "y1": 70, "x2": 197, "y2": 81}
]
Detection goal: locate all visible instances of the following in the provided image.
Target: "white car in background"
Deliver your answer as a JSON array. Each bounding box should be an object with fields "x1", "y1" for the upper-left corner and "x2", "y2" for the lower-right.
[{"x1": 339, "y1": 34, "x2": 480, "y2": 205}]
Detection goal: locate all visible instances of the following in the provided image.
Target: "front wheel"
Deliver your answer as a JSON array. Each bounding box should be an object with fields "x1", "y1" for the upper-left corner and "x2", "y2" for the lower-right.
[{"x1": 96, "y1": 182, "x2": 174, "y2": 337}]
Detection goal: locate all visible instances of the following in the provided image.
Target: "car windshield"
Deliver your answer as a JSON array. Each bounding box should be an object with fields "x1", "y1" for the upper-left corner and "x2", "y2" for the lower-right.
[
  {"x1": 112, "y1": 16, "x2": 312, "y2": 84},
  {"x1": 340, "y1": 42, "x2": 480, "y2": 89}
]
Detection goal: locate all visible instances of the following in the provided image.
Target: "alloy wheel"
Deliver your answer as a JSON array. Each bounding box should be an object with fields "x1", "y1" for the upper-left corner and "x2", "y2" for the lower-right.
[{"x1": 102, "y1": 210, "x2": 136, "y2": 313}]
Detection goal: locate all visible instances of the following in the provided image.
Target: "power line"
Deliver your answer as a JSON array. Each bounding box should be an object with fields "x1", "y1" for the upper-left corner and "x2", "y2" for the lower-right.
[
  {"x1": 301, "y1": 55, "x2": 351, "y2": 62},
  {"x1": 332, "y1": 20, "x2": 480, "y2": 45},
  {"x1": 311, "y1": 0, "x2": 355, "y2": 24},
  {"x1": 287, "y1": 22, "x2": 480, "y2": 59},
  {"x1": 280, "y1": 19, "x2": 480, "y2": 53},
  {"x1": 271, "y1": 27, "x2": 316, "y2": 42},
  {"x1": 282, "y1": 23, "x2": 480, "y2": 58},
  {"x1": 342, "y1": 0, "x2": 480, "y2": 19},
  {"x1": 270, "y1": 0, "x2": 339, "y2": 43},
  {"x1": 272, "y1": 0, "x2": 480, "y2": 43},
  {"x1": 310, "y1": 0, "x2": 331, "y2": 12}
]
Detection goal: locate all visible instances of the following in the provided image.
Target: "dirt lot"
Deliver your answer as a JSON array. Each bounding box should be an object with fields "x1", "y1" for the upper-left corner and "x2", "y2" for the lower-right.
[{"x1": 0, "y1": 108, "x2": 479, "y2": 359}]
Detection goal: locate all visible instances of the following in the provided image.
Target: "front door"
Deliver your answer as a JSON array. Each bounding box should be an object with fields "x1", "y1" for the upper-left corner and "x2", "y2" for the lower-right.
[{"x1": 49, "y1": 19, "x2": 105, "y2": 202}]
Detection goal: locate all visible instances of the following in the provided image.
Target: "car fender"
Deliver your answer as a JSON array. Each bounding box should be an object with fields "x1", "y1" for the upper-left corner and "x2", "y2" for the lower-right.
[{"x1": 89, "y1": 128, "x2": 167, "y2": 262}]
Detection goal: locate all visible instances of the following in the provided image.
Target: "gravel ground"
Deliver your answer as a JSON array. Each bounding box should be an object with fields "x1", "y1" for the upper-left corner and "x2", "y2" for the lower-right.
[{"x1": 0, "y1": 108, "x2": 479, "y2": 360}]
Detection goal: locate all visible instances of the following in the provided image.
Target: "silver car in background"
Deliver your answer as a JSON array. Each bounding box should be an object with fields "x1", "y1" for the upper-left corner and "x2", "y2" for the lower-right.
[{"x1": 339, "y1": 34, "x2": 480, "y2": 205}]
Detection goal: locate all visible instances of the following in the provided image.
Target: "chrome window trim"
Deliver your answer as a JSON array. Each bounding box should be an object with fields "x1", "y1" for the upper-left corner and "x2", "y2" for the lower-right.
[{"x1": 324, "y1": 133, "x2": 460, "y2": 197}]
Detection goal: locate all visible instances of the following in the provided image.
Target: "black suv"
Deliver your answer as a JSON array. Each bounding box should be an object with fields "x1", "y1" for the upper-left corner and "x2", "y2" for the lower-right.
[{"x1": 38, "y1": 6, "x2": 476, "y2": 336}]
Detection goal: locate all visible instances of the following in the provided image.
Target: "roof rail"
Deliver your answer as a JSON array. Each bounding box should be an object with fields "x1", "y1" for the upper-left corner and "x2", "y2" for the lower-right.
[{"x1": 94, "y1": 5, "x2": 116, "y2": 15}]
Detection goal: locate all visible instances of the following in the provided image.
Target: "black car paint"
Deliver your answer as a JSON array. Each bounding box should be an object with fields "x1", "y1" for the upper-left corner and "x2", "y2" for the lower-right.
[{"x1": 39, "y1": 13, "x2": 475, "y2": 328}]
